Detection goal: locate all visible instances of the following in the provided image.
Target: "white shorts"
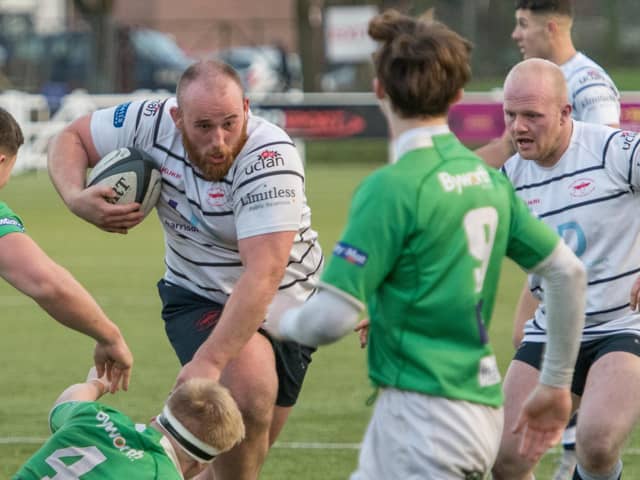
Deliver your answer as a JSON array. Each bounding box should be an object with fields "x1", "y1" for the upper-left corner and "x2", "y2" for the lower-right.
[{"x1": 350, "y1": 388, "x2": 503, "y2": 480}]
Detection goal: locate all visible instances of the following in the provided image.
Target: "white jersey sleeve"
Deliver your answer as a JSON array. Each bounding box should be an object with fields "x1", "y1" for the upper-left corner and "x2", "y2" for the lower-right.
[
  {"x1": 611, "y1": 129, "x2": 640, "y2": 189},
  {"x1": 231, "y1": 120, "x2": 305, "y2": 239},
  {"x1": 562, "y1": 52, "x2": 620, "y2": 126},
  {"x1": 90, "y1": 98, "x2": 170, "y2": 162}
]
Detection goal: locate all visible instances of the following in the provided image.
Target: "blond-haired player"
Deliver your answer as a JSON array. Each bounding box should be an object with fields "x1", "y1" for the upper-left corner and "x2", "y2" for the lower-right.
[{"x1": 14, "y1": 368, "x2": 244, "y2": 478}]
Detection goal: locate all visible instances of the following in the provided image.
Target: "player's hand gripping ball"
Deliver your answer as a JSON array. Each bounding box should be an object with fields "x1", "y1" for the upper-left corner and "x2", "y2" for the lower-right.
[{"x1": 87, "y1": 147, "x2": 161, "y2": 217}]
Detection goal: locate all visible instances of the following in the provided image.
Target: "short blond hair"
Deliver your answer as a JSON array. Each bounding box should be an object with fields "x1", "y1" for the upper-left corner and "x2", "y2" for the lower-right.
[{"x1": 167, "y1": 379, "x2": 245, "y2": 454}]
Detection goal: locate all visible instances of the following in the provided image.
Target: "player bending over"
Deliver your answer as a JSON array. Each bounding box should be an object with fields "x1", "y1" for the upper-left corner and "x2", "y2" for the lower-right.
[{"x1": 13, "y1": 368, "x2": 245, "y2": 479}]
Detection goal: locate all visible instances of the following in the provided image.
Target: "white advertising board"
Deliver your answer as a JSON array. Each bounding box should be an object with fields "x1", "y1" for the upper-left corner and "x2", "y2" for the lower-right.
[{"x1": 325, "y1": 5, "x2": 378, "y2": 63}]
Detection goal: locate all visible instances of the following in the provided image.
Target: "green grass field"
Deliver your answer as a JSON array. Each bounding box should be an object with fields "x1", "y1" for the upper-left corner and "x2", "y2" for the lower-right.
[{"x1": 1, "y1": 141, "x2": 639, "y2": 478}]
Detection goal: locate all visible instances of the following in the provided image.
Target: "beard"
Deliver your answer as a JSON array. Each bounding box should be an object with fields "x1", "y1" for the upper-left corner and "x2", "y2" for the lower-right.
[{"x1": 182, "y1": 120, "x2": 248, "y2": 182}]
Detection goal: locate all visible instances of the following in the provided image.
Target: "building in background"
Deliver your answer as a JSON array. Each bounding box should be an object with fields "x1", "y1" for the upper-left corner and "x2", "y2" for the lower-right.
[{"x1": 0, "y1": 0, "x2": 636, "y2": 95}]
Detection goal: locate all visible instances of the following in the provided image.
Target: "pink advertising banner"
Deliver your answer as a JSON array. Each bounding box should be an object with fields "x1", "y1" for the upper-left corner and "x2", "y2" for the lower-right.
[{"x1": 449, "y1": 101, "x2": 640, "y2": 145}]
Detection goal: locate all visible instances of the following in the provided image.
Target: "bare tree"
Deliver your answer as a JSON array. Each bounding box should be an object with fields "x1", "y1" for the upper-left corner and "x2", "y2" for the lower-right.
[{"x1": 73, "y1": 0, "x2": 117, "y2": 92}]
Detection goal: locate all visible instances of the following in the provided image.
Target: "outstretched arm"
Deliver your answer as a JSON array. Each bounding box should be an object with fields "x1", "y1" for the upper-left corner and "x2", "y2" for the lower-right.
[
  {"x1": 513, "y1": 241, "x2": 586, "y2": 461},
  {"x1": 0, "y1": 232, "x2": 133, "y2": 391},
  {"x1": 175, "y1": 231, "x2": 296, "y2": 384},
  {"x1": 264, "y1": 283, "x2": 364, "y2": 347},
  {"x1": 54, "y1": 367, "x2": 113, "y2": 406}
]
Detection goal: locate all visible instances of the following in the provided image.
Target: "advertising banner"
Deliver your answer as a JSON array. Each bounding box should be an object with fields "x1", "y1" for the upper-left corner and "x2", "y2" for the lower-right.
[{"x1": 254, "y1": 97, "x2": 640, "y2": 144}]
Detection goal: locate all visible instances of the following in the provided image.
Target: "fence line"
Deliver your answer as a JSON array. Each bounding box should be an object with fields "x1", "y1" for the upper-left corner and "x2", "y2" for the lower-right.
[{"x1": 5, "y1": 89, "x2": 640, "y2": 174}]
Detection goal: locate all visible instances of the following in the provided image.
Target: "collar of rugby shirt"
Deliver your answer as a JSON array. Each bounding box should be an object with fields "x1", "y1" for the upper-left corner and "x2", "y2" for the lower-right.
[
  {"x1": 392, "y1": 124, "x2": 451, "y2": 163},
  {"x1": 159, "y1": 431, "x2": 185, "y2": 479}
]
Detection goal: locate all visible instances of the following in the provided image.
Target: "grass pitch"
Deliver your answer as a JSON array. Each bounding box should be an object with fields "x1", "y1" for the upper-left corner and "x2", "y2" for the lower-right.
[{"x1": 1, "y1": 141, "x2": 639, "y2": 478}]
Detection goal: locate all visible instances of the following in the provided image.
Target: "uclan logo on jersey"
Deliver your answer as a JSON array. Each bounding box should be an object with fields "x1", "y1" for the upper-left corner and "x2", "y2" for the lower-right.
[
  {"x1": 620, "y1": 130, "x2": 638, "y2": 150},
  {"x1": 244, "y1": 150, "x2": 284, "y2": 175},
  {"x1": 569, "y1": 178, "x2": 595, "y2": 197},
  {"x1": 578, "y1": 69, "x2": 604, "y2": 84}
]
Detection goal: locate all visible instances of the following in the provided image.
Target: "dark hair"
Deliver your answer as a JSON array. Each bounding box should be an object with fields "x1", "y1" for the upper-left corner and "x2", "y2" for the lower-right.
[
  {"x1": 176, "y1": 60, "x2": 244, "y2": 106},
  {"x1": 369, "y1": 10, "x2": 472, "y2": 118},
  {"x1": 0, "y1": 107, "x2": 23, "y2": 156},
  {"x1": 515, "y1": 0, "x2": 573, "y2": 16}
]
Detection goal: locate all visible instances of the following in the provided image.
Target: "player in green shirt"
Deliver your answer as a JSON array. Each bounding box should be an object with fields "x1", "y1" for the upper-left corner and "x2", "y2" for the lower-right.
[
  {"x1": 14, "y1": 367, "x2": 245, "y2": 479},
  {"x1": 266, "y1": 10, "x2": 587, "y2": 480},
  {"x1": 0, "y1": 106, "x2": 132, "y2": 390}
]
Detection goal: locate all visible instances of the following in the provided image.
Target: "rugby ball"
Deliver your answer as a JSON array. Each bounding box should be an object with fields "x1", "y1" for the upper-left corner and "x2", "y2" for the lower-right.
[{"x1": 87, "y1": 147, "x2": 161, "y2": 217}]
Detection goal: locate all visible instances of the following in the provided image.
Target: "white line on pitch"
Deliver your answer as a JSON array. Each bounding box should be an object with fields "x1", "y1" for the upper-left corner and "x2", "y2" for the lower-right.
[
  {"x1": 275, "y1": 442, "x2": 361, "y2": 449},
  {"x1": 0, "y1": 437, "x2": 47, "y2": 444},
  {"x1": 3, "y1": 437, "x2": 640, "y2": 456}
]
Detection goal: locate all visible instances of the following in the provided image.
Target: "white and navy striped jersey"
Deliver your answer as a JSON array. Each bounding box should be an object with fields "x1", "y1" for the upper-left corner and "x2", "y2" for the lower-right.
[
  {"x1": 90, "y1": 98, "x2": 323, "y2": 308},
  {"x1": 561, "y1": 52, "x2": 620, "y2": 125},
  {"x1": 503, "y1": 121, "x2": 640, "y2": 342}
]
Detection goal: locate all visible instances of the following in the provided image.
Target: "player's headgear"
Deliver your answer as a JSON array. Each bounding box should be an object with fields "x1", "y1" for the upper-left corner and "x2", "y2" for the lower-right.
[{"x1": 158, "y1": 405, "x2": 220, "y2": 463}]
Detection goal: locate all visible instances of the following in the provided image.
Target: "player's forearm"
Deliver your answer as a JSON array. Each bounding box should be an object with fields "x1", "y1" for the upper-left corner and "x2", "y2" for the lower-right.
[
  {"x1": 533, "y1": 242, "x2": 586, "y2": 387},
  {"x1": 0, "y1": 234, "x2": 123, "y2": 345},
  {"x1": 47, "y1": 126, "x2": 91, "y2": 206},
  {"x1": 35, "y1": 263, "x2": 123, "y2": 345},
  {"x1": 193, "y1": 270, "x2": 282, "y2": 369},
  {"x1": 55, "y1": 379, "x2": 109, "y2": 405},
  {"x1": 277, "y1": 284, "x2": 364, "y2": 346}
]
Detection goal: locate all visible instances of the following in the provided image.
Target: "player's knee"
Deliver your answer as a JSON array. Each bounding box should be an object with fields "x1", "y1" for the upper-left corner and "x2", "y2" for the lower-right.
[
  {"x1": 242, "y1": 406, "x2": 273, "y2": 435},
  {"x1": 576, "y1": 433, "x2": 620, "y2": 471},
  {"x1": 234, "y1": 393, "x2": 275, "y2": 435}
]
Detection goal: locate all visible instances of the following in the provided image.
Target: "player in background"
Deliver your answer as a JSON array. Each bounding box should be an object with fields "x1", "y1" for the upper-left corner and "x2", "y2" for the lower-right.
[
  {"x1": 477, "y1": 3, "x2": 620, "y2": 476},
  {"x1": 13, "y1": 367, "x2": 244, "y2": 478},
  {"x1": 510, "y1": 2, "x2": 620, "y2": 476},
  {"x1": 476, "y1": 0, "x2": 620, "y2": 169},
  {"x1": 47, "y1": 60, "x2": 322, "y2": 479},
  {"x1": 492, "y1": 58, "x2": 640, "y2": 480},
  {"x1": 265, "y1": 10, "x2": 586, "y2": 479},
  {"x1": 0, "y1": 106, "x2": 132, "y2": 391}
]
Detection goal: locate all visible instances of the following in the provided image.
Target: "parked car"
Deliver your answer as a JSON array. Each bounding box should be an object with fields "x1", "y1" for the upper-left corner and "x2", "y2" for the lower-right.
[
  {"x1": 321, "y1": 64, "x2": 361, "y2": 92},
  {"x1": 3, "y1": 26, "x2": 194, "y2": 112},
  {"x1": 212, "y1": 45, "x2": 302, "y2": 93}
]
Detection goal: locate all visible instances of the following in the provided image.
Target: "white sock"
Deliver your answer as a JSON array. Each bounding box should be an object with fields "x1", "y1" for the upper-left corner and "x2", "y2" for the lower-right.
[{"x1": 575, "y1": 459, "x2": 622, "y2": 480}]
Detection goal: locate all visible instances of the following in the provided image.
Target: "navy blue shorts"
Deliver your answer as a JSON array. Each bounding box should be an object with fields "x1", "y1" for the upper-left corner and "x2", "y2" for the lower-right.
[
  {"x1": 514, "y1": 334, "x2": 640, "y2": 396},
  {"x1": 157, "y1": 279, "x2": 315, "y2": 407}
]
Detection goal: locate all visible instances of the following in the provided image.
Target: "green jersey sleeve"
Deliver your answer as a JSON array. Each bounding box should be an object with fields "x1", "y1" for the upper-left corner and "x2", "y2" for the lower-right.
[
  {"x1": 48, "y1": 401, "x2": 82, "y2": 434},
  {"x1": 321, "y1": 168, "x2": 411, "y2": 303},
  {"x1": 0, "y1": 201, "x2": 25, "y2": 237}
]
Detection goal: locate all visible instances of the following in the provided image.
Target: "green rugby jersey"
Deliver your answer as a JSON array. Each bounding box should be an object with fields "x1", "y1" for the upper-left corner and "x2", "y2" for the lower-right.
[
  {"x1": 0, "y1": 201, "x2": 24, "y2": 237},
  {"x1": 13, "y1": 401, "x2": 182, "y2": 479},
  {"x1": 322, "y1": 131, "x2": 559, "y2": 407}
]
